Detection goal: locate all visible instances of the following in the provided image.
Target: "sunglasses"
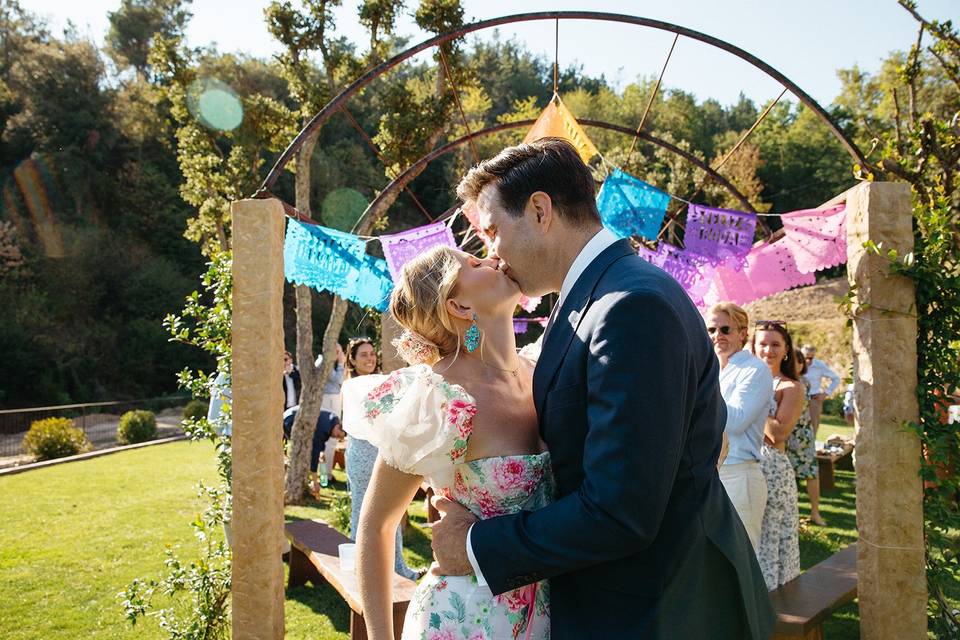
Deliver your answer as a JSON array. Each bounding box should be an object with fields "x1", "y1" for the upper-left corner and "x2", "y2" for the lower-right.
[
  {"x1": 755, "y1": 319, "x2": 788, "y2": 328},
  {"x1": 707, "y1": 325, "x2": 733, "y2": 336}
]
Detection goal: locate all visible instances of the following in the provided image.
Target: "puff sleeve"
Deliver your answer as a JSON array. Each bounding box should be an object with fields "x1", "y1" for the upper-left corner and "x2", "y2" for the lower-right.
[{"x1": 341, "y1": 365, "x2": 476, "y2": 488}]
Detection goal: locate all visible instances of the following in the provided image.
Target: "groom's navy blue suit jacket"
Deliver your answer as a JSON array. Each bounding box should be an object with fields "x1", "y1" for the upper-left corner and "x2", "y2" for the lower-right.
[{"x1": 471, "y1": 239, "x2": 775, "y2": 639}]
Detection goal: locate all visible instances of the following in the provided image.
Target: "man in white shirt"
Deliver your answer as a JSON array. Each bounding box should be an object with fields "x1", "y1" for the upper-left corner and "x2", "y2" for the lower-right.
[
  {"x1": 706, "y1": 302, "x2": 773, "y2": 552},
  {"x1": 801, "y1": 344, "x2": 841, "y2": 434}
]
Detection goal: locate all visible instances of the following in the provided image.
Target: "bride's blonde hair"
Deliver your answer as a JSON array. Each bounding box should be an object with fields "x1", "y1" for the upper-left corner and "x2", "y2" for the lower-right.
[{"x1": 389, "y1": 245, "x2": 463, "y2": 365}]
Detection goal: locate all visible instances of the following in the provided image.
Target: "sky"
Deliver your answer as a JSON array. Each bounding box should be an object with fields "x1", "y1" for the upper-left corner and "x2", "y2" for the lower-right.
[{"x1": 28, "y1": 0, "x2": 960, "y2": 106}]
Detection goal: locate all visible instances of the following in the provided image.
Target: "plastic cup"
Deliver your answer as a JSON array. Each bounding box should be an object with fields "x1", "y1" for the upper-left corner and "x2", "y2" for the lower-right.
[{"x1": 339, "y1": 543, "x2": 356, "y2": 573}]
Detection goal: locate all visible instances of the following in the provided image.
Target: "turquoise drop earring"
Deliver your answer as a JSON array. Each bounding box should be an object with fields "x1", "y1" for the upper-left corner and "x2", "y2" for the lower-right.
[{"x1": 464, "y1": 313, "x2": 481, "y2": 352}]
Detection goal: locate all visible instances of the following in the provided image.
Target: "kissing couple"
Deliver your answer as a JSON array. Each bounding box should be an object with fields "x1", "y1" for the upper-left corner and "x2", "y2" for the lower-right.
[{"x1": 342, "y1": 138, "x2": 775, "y2": 639}]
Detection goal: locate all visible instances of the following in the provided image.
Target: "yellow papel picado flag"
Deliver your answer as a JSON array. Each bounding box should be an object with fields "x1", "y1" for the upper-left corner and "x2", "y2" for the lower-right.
[{"x1": 523, "y1": 95, "x2": 600, "y2": 164}]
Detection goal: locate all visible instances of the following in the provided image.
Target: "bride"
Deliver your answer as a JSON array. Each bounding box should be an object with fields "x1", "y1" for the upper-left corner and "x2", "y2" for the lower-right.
[{"x1": 345, "y1": 244, "x2": 551, "y2": 640}]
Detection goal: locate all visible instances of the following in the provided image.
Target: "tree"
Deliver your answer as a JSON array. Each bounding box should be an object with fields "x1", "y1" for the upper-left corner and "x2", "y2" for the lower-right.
[
  {"x1": 106, "y1": 0, "x2": 192, "y2": 77},
  {"x1": 266, "y1": 0, "x2": 354, "y2": 504},
  {"x1": 844, "y1": 3, "x2": 960, "y2": 635},
  {"x1": 269, "y1": 0, "x2": 469, "y2": 505}
]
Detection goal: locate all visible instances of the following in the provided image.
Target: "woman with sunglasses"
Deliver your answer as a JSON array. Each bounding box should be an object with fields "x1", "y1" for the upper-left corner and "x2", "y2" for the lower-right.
[
  {"x1": 751, "y1": 321, "x2": 803, "y2": 590},
  {"x1": 705, "y1": 302, "x2": 774, "y2": 553}
]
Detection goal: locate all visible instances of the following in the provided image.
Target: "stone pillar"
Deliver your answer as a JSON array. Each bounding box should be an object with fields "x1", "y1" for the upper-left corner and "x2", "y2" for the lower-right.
[
  {"x1": 380, "y1": 311, "x2": 406, "y2": 374},
  {"x1": 846, "y1": 181, "x2": 926, "y2": 639},
  {"x1": 231, "y1": 199, "x2": 286, "y2": 640}
]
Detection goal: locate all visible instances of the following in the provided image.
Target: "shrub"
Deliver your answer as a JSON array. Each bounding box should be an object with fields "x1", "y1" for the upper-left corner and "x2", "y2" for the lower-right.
[
  {"x1": 117, "y1": 410, "x2": 157, "y2": 445},
  {"x1": 22, "y1": 417, "x2": 91, "y2": 461},
  {"x1": 822, "y1": 395, "x2": 845, "y2": 418},
  {"x1": 183, "y1": 399, "x2": 207, "y2": 422}
]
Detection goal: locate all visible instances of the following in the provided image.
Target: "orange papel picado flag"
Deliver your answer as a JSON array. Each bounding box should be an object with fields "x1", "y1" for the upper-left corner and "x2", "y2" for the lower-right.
[{"x1": 523, "y1": 95, "x2": 599, "y2": 164}]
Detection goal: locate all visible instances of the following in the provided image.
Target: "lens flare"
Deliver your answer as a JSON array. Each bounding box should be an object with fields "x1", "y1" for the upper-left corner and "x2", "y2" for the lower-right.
[
  {"x1": 186, "y1": 78, "x2": 244, "y2": 132},
  {"x1": 6, "y1": 155, "x2": 64, "y2": 257},
  {"x1": 321, "y1": 188, "x2": 368, "y2": 231}
]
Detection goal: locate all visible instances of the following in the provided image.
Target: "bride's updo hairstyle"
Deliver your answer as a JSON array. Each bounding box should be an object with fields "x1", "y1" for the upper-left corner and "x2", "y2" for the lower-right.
[{"x1": 389, "y1": 244, "x2": 464, "y2": 366}]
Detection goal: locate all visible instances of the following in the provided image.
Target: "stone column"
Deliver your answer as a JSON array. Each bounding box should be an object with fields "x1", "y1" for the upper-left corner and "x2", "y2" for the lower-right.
[
  {"x1": 846, "y1": 181, "x2": 926, "y2": 639},
  {"x1": 380, "y1": 311, "x2": 405, "y2": 374},
  {"x1": 231, "y1": 198, "x2": 286, "y2": 640}
]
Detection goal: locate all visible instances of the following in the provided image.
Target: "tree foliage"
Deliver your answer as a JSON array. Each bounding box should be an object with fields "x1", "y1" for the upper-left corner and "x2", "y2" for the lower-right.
[{"x1": 849, "y1": 4, "x2": 960, "y2": 635}]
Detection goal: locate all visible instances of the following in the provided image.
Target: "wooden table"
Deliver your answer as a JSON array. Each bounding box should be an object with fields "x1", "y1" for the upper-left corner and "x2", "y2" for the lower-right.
[{"x1": 816, "y1": 445, "x2": 854, "y2": 492}]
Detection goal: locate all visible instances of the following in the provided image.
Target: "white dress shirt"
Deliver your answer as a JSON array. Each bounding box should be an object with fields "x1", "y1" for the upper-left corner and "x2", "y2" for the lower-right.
[
  {"x1": 466, "y1": 226, "x2": 620, "y2": 586},
  {"x1": 803, "y1": 358, "x2": 841, "y2": 397}
]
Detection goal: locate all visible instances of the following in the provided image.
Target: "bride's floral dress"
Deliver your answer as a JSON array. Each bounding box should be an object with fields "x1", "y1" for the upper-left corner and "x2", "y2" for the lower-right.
[{"x1": 345, "y1": 364, "x2": 553, "y2": 640}]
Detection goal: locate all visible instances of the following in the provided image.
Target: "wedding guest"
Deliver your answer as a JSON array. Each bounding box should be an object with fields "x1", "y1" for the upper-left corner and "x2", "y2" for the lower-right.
[
  {"x1": 341, "y1": 337, "x2": 419, "y2": 580},
  {"x1": 842, "y1": 382, "x2": 855, "y2": 425},
  {"x1": 309, "y1": 409, "x2": 345, "y2": 496},
  {"x1": 706, "y1": 302, "x2": 773, "y2": 552},
  {"x1": 281, "y1": 351, "x2": 302, "y2": 441},
  {"x1": 315, "y1": 343, "x2": 347, "y2": 481},
  {"x1": 787, "y1": 348, "x2": 826, "y2": 526},
  {"x1": 207, "y1": 370, "x2": 231, "y2": 438},
  {"x1": 752, "y1": 322, "x2": 803, "y2": 590},
  {"x1": 800, "y1": 344, "x2": 840, "y2": 433}
]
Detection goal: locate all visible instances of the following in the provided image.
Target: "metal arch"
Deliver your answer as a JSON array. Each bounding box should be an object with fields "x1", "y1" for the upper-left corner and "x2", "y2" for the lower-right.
[
  {"x1": 255, "y1": 11, "x2": 867, "y2": 197},
  {"x1": 358, "y1": 118, "x2": 758, "y2": 232}
]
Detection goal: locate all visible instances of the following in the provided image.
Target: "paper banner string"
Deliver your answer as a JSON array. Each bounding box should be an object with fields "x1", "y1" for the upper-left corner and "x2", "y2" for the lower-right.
[
  {"x1": 513, "y1": 317, "x2": 550, "y2": 334},
  {"x1": 523, "y1": 96, "x2": 600, "y2": 164},
  {"x1": 380, "y1": 221, "x2": 457, "y2": 280},
  {"x1": 637, "y1": 243, "x2": 667, "y2": 267},
  {"x1": 284, "y1": 219, "x2": 366, "y2": 291},
  {"x1": 685, "y1": 204, "x2": 757, "y2": 266},
  {"x1": 658, "y1": 243, "x2": 716, "y2": 306},
  {"x1": 284, "y1": 219, "x2": 393, "y2": 311},
  {"x1": 597, "y1": 169, "x2": 669, "y2": 241},
  {"x1": 346, "y1": 254, "x2": 393, "y2": 311},
  {"x1": 743, "y1": 241, "x2": 816, "y2": 299},
  {"x1": 780, "y1": 204, "x2": 847, "y2": 274}
]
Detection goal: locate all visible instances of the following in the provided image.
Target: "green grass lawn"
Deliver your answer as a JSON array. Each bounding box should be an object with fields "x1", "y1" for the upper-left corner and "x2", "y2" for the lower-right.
[{"x1": 0, "y1": 439, "x2": 864, "y2": 639}]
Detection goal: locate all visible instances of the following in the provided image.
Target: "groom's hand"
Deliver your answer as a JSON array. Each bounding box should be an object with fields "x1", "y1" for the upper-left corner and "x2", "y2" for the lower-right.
[{"x1": 429, "y1": 495, "x2": 476, "y2": 576}]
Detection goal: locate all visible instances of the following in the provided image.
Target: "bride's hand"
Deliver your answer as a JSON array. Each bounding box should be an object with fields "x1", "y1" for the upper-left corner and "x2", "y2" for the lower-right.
[{"x1": 429, "y1": 495, "x2": 477, "y2": 576}]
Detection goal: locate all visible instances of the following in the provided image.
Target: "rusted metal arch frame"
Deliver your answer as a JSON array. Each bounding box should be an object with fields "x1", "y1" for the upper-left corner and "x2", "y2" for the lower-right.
[
  {"x1": 255, "y1": 11, "x2": 867, "y2": 197},
  {"x1": 361, "y1": 119, "x2": 758, "y2": 231}
]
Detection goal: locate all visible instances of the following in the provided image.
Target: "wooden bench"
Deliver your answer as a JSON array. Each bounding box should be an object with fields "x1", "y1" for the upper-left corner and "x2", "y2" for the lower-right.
[
  {"x1": 770, "y1": 543, "x2": 857, "y2": 639},
  {"x1": 285, "y1": 519, "x2": 417, "y2": 640}
]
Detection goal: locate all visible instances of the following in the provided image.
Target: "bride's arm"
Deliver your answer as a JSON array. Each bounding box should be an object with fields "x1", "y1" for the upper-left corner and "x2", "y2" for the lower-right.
[{"x1": 356, "y1": 457, "x2": 423, "y2": 640}]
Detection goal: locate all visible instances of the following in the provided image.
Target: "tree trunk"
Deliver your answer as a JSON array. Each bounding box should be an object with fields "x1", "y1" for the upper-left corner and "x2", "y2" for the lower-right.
[
  {"x1": 283, "y1": 58, "x2": 450, "y2": 502},
  {"x1": 283, "y1": 128, "x2": 328, "y2": 505}
]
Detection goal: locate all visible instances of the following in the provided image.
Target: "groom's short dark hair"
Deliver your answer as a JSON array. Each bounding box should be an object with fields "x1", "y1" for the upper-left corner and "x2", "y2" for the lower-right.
[{"x1": 456, "y1": 137, "x2": 601, "y2": 227}]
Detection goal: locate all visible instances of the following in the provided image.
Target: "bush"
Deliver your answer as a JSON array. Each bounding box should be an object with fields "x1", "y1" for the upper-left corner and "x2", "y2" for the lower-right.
[
  {"x1": 822, "y1": 395, "x2": 846, "y2": 418},
  {"x1": 117, "y1": 410, "x2": 157, "y2": 445},
  {"x1": 182, "y1": 399, "x2": 207, "y2": 422},
  {"x1": 22, "y1": 417, "x2": 91, "y2": 461}
]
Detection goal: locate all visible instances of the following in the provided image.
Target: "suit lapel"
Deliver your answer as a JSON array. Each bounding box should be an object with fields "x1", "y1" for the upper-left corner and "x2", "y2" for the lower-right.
[{"x1": 532, "y1": 239, "x2": 635, "y2": 418}]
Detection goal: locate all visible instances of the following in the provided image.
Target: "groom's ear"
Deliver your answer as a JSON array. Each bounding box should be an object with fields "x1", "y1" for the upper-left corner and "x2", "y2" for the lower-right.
[{"x1": 528, "y1": 191, "x2": 554, "y2": 232}]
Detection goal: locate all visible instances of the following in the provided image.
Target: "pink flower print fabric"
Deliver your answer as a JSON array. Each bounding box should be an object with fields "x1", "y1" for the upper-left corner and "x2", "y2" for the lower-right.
[{"x1": 402, "y1": 452, "x2": 554, "y2": 640}]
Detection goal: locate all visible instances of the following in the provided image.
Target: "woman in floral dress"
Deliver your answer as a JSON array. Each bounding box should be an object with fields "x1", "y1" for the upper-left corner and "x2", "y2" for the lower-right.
[
  {"x1": 346, "y1": 245, "x2": 552, "y2": 640},
  {"x1": 786, "y1": 349, "x2": 825, "y2": 526},
  {"x1": 751, "y1": 321, "x2": 803, "y2": 591}
]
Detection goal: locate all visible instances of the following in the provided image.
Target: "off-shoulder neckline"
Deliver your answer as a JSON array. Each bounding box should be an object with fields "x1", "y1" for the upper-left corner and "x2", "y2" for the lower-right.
[{"x1": 402, "y1": 363, "x2": 479, "y2": 407}]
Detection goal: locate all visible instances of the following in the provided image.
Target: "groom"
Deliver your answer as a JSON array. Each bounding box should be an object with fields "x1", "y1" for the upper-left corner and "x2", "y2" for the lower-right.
[{"x1": 430, "y1": 138, "x2": 775, "y2": 638}]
